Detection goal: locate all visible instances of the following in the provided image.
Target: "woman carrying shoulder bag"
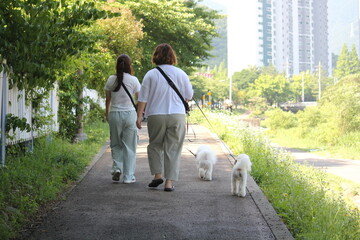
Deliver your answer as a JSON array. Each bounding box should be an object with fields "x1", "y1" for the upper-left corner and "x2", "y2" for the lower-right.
[
  {"x1": 136, "y1": 43, "x2": 193, "y2": 192},
  {"x1": 105, "y1": 54, "x2": 141, "y2": 183}
]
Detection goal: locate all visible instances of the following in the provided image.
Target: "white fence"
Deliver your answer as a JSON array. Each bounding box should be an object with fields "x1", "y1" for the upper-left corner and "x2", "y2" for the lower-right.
[{"x1": 0, "y1": 71, "x2": 59, "y2": 145}]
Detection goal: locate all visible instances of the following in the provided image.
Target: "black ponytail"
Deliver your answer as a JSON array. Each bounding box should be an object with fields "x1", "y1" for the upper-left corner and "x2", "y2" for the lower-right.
[{"x1": 113, "y1": 54, "x2": 133, "y2": 92}]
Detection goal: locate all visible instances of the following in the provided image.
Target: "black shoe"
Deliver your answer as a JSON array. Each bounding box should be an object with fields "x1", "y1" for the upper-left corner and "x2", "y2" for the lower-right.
[
  {"x1": 164, "y1": 186, "x2": 174, "y2": 192},
  {"x1": 148, "y1": 178, "x2": 164, "y2": 187},
  {"x1": 112, "y1": 171, "x2": 121, "y2": 181}
]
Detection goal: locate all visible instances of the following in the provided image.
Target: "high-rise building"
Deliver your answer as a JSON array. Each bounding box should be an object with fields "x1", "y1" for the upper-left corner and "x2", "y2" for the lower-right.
[{"x1": 228, "y1": 0, "x2": 329, "y2": 77}]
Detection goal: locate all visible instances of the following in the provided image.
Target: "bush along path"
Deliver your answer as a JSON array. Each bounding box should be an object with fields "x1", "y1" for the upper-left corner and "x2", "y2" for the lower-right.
[{"x1": 0, "y1": 121, "x2": 109, "y2": 240}]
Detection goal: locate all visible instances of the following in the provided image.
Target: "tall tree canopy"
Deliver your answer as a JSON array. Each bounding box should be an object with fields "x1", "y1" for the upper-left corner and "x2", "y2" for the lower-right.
[
  {"x1": 118, "y1": 0, "x2": 220, "y2": 78},
  {"x1": 248, "y1": 74, "x2": 291, "y2": 106},
  {"x1": 0, "y1": 0, "x2": 106, "y2": 97},
  {"x1": 333, "y1": 44, "x2": 360, "y2": 80}
]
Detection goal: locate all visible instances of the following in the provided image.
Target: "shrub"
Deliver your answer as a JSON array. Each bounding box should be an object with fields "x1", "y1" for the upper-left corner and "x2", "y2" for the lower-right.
[
  {"x1": 0, "y1": 121, "x2": 109, "y2": 239},
  {"x1": 296, "y1": 106, "x2": 322, "y2": 128},
  {"x1": 263, "y1": 108, "x2": 297, "y2": 129},
  {"x1": 319, "y1": 75, "x2": 360, "y2": 134},
  {"x1": 85, "y1": 99, "x2": 106, "y2": 124}
]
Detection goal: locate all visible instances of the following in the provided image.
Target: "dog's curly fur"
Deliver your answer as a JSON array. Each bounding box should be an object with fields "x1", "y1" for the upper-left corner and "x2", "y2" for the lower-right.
[
  {"x1": 195, "y1": 145, "x2": 217, "y2": 181},
  {"x1": 231, "y1": 154, "x2": 252, "y2": 197}
]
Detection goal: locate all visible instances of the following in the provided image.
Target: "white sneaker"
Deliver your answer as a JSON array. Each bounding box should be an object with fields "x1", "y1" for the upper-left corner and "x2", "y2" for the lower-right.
[{"x1": 123, "y1": 177, "x2": 136, "y2": 184}]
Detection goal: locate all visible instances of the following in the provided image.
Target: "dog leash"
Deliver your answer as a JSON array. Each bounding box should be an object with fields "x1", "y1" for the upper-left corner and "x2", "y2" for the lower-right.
[
  {"x1": 184, "y1": 147, "x2": 196, "y2": 157},
  {"x1": 190, "y1": 97, "x2": 237, "y2": 164}
]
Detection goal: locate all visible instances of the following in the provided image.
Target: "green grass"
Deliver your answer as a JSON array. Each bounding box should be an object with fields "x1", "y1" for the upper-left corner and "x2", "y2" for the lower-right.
[
  {"x1": 0, "y1": 121, "x2": 109, "y2": 240},
  {"x1": 189, "y1": 109, "x2": 360, "y2": 240},
  {"x1": 266, "y1": 128, "x2": 360, "y2": 160}
]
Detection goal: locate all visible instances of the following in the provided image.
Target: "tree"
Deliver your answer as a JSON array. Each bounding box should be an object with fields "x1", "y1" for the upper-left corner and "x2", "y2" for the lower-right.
[
  {"x1": 0, "y1": 0, "x2": 106, "y2": 97},
  {"x1": 333, "y1": 44, "x2": 360, "y2": 79},
  {"x1": 319, "y1": 74, "x2": 360, "y2": 134},
  {"x1": 232, "y1": 66, "x2": 259, "y2": 91},
  {"x1": 0, "y1": 0, "x2": 107, "y2": 141},
  {"x1": 190, "y1": 63, "x2": 228, "y2": 103},
  {"x1": 85, "y1": 5, "x2": 144, "y2": 95},
  {"x1": 290, "y1": 72, "x2": 318, "y2": 102},
  {"x1": 248, "y1": 74, "x2": 291, "y2": 106},
  {"x1": 119, "y1": 0, "x2": 220, "y2": 78},
  {"x1": 57, "y1": 3, "x2": 145, "y2": 140},
  {"x1": 348, "y1": 44, "x2": 360, "y2": 74}
]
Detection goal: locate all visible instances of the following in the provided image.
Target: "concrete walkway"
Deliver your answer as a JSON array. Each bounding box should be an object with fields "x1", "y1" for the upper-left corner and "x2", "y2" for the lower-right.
[
  {"x1": 27, "y1": 123, "x2": 293, "y2": 240},
  {"x1": 280, "y1": 147, "x2": 360, "y2": 184}
]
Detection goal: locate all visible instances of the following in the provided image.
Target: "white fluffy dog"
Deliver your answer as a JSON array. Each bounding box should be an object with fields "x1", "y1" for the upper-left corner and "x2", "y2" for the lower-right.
[
  {"x1": 195, "y1": 145, "x2": 217, "y2": 181},
  {"x1": 231, "y1": 154, "x2": 252, "y2": 197}
]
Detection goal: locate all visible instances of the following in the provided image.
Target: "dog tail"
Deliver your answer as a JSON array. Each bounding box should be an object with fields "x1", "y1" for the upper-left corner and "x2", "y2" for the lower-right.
[{"x1": 197, "y1": 151, "x2": 217, "y2": 165}]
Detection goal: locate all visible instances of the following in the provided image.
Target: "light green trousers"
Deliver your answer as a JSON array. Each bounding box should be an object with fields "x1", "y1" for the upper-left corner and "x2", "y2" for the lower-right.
[
  {"x1": 108, "y1": 110, "x2": 137, "y2": 181},
  {"x1": 147, "y1": 114, "x2": 186, "y2": 181}
]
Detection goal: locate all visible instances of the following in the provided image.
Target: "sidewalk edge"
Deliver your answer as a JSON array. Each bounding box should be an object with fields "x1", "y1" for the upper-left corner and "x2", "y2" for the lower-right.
[
  {"x1": 202, "y1": 125, "x2": 294, "y2": 240},
  {"x1": 66, "y1": 140, "x2": 110, "y2": 194},
  {"x1": 247, "y1": 177, "x2": 294, "y2": 240}
]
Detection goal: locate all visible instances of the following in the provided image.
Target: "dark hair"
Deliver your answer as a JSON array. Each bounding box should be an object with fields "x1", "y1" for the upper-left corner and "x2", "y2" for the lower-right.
[
  {"x1": 113, "y1": 54, "x2": 133, "y2": 92},
  {"x1": 152, "y1": 43, "x2": 177, "y2": 65}
]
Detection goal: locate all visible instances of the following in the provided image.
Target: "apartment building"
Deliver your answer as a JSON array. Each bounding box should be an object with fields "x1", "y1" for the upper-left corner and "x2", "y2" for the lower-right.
[{"x1": 228, "y1": 0, "x2": 329, "y2": 77}]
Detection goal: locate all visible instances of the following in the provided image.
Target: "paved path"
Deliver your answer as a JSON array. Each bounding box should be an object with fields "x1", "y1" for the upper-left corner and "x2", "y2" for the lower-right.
[
  {"x1": 278, "y1": 147, "x2": 360, "y2": 184},
  {"x1": 26, "y1": 123, "x2": 293, "y2": 240}
]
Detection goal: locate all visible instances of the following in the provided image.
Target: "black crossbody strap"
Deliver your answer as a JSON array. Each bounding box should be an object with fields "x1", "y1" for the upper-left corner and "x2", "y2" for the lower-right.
[
  {"x1": 121, "y1": 82, "x2": 137, "y2": 110},
  {"x1": 156, "y1": 67, "x2": 190, "y2": 114}
]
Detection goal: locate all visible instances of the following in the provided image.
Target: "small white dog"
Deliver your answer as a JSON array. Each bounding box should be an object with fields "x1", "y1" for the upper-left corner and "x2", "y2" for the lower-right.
[
  {"x1": 195, "y1": 145, "x2": 217, "y2": 181},
  {"x1": 231, "y1": 154, "x2": 252, "y2": 197}
]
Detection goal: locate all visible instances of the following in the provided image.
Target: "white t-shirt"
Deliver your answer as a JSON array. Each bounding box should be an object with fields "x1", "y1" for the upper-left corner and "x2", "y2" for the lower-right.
[
  {"x1": 138, "y1": 64, "x2": 193, "y2": 117},
  {"x1": 105, "y1": 73, "x2": 141, "y2": 111}
]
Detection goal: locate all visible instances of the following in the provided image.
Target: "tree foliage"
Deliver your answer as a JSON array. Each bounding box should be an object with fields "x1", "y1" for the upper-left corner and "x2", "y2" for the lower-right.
[
  {"x1": 232, "y1": 66, "x2": 259, "y2": 90},
  {"x1": 191, "y1": 63, "x2": 228, "y2": 102},
  {"x1": 0, "y1": 0, "x2": 106, "y2": 97},
  {"x1": 248, "y1": 74, "x2": 291, "y2": 106},
  {"x1": 290, "y1": 72, "x2": 318, "y2": 102},
  {"x1": 333, "y1": 44, "x2": 360, "y2": 79},
  {"x1": 319, "y1": 74, "x2": 360, "y2": 134},
  {"x1": 119, "y1": 0, "x2": 220, "y2": 78},
  {"x1": 83, "y1": 4, "x2": 144, "y2": 95}
]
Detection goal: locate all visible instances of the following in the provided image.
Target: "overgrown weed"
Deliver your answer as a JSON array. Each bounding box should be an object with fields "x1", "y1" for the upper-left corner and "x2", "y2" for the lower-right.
[
  {"x1": 0, "y1": 121, "x2": 109, "y2": 240},
  {"x1": 189, "y1": 109, "x2": 360, "y2": 239}
]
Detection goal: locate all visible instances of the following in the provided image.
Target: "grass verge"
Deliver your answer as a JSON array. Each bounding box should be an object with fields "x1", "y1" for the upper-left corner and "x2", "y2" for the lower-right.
[
  {"x1": 265, "y1": 128, "x2": 360, "y2": 160},
  {"x1": 189, "y1": 109, "x2": 360, "y2": 240},
  {"x1": 0, "y1": 121, "x2": 109, "y2": 240}
]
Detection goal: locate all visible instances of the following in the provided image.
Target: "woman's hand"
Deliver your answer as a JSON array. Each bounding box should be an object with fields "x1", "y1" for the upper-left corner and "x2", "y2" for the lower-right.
[
  {"x1": 136, "y1": 102, "x2": 146, "y2": 129},
  {"x1": 136, "y1": 116, "x2": 142, "y2": 129}
]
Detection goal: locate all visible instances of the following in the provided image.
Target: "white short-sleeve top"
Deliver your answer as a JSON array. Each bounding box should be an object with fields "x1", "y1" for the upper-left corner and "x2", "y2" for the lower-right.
[
  {"x1": 138, "y1": 64, "x2": 193, "y2": 117},
  {"x1": 105, "y1": 73, "x2": 141, "y2": 111}
]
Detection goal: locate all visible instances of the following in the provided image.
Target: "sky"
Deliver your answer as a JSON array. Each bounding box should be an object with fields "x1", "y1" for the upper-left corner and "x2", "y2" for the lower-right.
[{"x1": 202, "y1": 0, "x2": 360, "y2": 55}]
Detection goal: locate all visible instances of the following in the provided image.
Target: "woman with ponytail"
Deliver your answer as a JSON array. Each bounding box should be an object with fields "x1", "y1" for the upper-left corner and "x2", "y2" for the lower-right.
[{"x1": 105, "y1": 54, "x2": 141, "y2": 183}]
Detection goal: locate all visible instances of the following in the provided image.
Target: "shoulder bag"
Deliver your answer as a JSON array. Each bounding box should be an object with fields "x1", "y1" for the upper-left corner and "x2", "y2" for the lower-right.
[
  {"x1": 121, "y1": 82, "x2": 137, "y2": 110},
  {"x1": 156, "y1": 66, "x2": 190, "y2": 115}
]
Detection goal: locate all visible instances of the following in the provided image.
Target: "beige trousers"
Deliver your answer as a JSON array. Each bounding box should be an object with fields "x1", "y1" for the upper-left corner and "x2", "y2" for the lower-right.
[{"x1": 147, "y1": 114, "x2": 186, "y2": 181}]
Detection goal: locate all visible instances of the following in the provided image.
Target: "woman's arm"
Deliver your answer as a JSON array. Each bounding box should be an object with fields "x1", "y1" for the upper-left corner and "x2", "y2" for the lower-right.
[
  {"x1": 105, "y1": 91, "x2": 111, "y2": 122},
  {"x1": 136, "y1": 101, "x2": 147, "y2": 129}
]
